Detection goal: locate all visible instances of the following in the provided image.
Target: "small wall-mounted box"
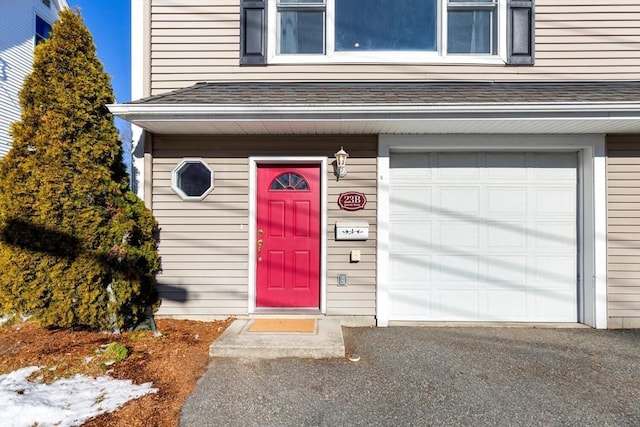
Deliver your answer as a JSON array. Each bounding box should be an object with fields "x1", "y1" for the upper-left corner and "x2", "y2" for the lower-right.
[
  {"x1": 338, "y1": 273, "x2": 347, "y2": 286},
  {"x1": 335, "y1": 220, "x2": 369, "y2": 241}
]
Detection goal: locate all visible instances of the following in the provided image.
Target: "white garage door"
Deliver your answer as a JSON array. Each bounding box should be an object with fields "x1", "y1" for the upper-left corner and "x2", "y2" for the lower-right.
[{"x1": 389, "y1": 152, "x2": 578, "y2": 322}]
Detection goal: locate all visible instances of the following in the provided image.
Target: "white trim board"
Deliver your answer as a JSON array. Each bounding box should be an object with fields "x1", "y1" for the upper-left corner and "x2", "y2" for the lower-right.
[
  {"x1": 248, "y1": 157, "x2": 328, "y2": 314},
  {"x1": 376, "y1": 134, "x2": 607, "y2": 329},
  {"x1": 130, "y1": 0, "x2": 147, "y2": 200}
]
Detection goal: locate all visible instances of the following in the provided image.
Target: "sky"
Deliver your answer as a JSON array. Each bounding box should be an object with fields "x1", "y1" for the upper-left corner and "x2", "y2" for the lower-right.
[
  {"x1": 67, "y1": 0, "x2": 131, "y2": 105},
  {"x1": 67, "y1": 0, "x2": 132, "y2": 165}
]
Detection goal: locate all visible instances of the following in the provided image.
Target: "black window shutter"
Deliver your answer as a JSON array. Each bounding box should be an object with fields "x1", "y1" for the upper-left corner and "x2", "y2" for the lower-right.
[
  {"x1": 507, "y1": 0, "x2": 535, "y2": 65},
  {"x1": 240, "y1": 0, "x2": 267, "y2": 65}
]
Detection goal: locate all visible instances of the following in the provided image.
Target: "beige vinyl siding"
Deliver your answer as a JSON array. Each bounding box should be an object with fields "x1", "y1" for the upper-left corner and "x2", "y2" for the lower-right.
[
  {"x1": 153, "y1": 155, "x2": 249, "y2": 317},
  {"x1": 152, "y1": 135, "x2": 377, "y2": 318},
  {"x1": 326, "y1": 155, "x2": 377, "y2": 316},
  {"x1": 607, "y1": 135, "x2": 640, "y2": 327},
  {"x1": 149, "y1": 0, "x2": 640, "y2": 93}
]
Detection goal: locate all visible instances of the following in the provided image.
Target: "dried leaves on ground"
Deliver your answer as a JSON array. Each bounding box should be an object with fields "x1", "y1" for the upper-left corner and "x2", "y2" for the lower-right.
[{"x1": 0, "y1": 317, "x2": 233, "y2": 426}]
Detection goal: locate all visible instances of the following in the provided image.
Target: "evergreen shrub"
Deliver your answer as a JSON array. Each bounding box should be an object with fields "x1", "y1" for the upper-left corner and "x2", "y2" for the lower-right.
[{"x1": 0, "y1": 9, "x2": 160, "y2": 330}]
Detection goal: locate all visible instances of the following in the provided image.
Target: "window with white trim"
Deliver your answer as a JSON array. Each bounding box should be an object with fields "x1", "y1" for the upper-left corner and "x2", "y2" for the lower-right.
[
  {"x1": 273, "y1": 0, "x2": 499, "y2": 60},
  {"x1": 172, "y1": 160, "x2": 214, "y2": 200},
  {"x1": 35, "y1": 15, "x2": 52, "y2": 46}
]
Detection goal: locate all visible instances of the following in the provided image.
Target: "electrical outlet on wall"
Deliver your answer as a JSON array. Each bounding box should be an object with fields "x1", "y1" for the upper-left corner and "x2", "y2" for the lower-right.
[{"x1": 338, "y1": 273, "x2": 347, "y2": 286}]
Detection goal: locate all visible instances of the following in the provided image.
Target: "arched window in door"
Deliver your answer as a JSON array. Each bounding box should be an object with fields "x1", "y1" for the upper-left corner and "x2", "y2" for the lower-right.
[{"x1": 270, "y1": 172, "x2": 309, "y2": 190}]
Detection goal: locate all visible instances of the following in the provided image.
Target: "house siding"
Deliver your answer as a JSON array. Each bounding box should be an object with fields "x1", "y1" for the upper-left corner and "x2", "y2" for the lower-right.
[
  {"x1": 607, "y1": 134, "x2": 640, "y2": 328},
  {"x1": 0, "y1": 0, "x2": 65, "y2": 156},
  {"x1": 152, "y1": 135, "x2": 377, "y2": 319},
  {"x1": 148, "y1": 0, "x2": 640, "y2": 94}
]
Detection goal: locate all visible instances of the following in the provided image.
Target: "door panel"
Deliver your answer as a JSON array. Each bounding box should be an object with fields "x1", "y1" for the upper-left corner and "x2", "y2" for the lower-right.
[{"x1": 257, "y1": 165, "x2": 320, "y2": 308}]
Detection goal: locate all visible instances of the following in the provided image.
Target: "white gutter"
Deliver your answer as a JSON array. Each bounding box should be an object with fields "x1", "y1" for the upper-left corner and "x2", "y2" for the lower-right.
[{"x1": 109, "y1": 102, "x2": 640, "y2": 118}]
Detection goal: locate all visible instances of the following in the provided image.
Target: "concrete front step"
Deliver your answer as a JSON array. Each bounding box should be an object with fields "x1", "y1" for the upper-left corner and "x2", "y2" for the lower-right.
[{"x1": 210, "y1": 318, "x2": 345, "y2": 359}]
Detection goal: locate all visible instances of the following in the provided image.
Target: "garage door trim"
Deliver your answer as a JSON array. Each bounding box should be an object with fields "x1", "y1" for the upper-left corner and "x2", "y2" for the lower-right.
[{"x1": 377, "y1": 135, "x2": 607, "y2": 328}]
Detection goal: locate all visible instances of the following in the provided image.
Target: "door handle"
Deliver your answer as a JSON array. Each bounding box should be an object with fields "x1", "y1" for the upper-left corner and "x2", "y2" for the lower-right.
[{"x1": 257, "y1": 239, "x2": 264, "y2": 262}]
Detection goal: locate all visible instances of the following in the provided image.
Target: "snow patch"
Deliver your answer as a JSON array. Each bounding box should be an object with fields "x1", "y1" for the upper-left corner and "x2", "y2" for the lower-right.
[{"x1": 0, "y1": 366, "x2": 157, "y2": 427}]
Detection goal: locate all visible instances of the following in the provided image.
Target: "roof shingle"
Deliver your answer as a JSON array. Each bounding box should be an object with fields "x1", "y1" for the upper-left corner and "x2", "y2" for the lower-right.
[{"x1": 129, "y1": 82, "x2": 640, "y2": 106}]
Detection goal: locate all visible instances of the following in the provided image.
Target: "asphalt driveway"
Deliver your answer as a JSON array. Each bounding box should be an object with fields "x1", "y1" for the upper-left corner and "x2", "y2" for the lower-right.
[{"x1": 180, "y1": 326, "x2": 640, "y2": 426}]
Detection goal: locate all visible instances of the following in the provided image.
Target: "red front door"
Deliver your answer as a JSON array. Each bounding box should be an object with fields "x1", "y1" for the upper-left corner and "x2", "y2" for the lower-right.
[{"x1": 256, "y1": 164, "x2": 320, "y2": 308}]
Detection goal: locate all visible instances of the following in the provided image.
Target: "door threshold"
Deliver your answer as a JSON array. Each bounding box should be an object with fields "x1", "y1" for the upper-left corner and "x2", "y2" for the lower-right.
[{"x1": 249, "y1": 308, "x2": 323, "y2": 317}]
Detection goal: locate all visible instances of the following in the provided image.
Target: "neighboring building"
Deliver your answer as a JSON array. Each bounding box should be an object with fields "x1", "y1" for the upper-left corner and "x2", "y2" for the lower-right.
[
  {"x1": 0, "y1": 0, "x2": 68, "y2": 157},
  {"x1": 110, "y1": 0, "x2": 640, "y2": 328}
]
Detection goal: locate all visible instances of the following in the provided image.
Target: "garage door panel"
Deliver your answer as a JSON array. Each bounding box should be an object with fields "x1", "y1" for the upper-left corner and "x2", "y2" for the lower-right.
[
  {"x1": 440, "y1": 222, "x2": 480, "y2": 248},
  {"x1": 486, "y1": 153, "x2": 528, "y2": 177},
  {"x1": 437, "y1": 255, "x2": 480, "y2": 283},
  {"x1": 439, "y1": 187, "x2": 480, "y2": 214},
  {"x1": 530, "y1": 152, "x2": 578, "y2": 179},
  {"x1": 532, "y1": 290, "x2": 577, "y2": 321},
  {"x1": 486, "y1": 221, "x2": 528, "y2": 249},
  {"x1": 390, "y1": 221, "x2": 432, "y2": 251},
  {"x1": 389, "y1": 151, "x2": 578, "y2": 322},
  {"x1": 534, "y1": 188, "x2": 576, "y2": 215},
  {"x1": 390, "y1": 289, "x2": 431, "y2": 319},
  {"x1": 438, "y1": 152, "x2": 481, "y2": 177},
  {"x1": 486, "y1": 187, "x2": 528, "y2": 215},
  {"x1": 390, "y1": 153, "x2": 433, "y2": 177},
  {"x1": 533, "y1": 257, "x2": 576, "y2": 284},
  {"x1": 390, "y1": 186, "x2": 432, "y2": 215},
  {"x1": 534, "y1": 222, "x2": 576, "y2": 249},
  {"x1": 436, "y1": 289, "x2": 480, "y2": 320},
  {"x1": 484, "y1": 291, "x2": 528, "y2": 320},
  {"x1": 485, "y1": 256, "x2": 528, "y2": 284},
  {"x1": 391, "y1": 254, "x2": 432, "y2": 282}
]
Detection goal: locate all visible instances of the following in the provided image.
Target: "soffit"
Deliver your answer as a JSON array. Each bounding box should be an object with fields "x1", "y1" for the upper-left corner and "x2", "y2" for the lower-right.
[{"x1": 109, "y1": 82, "x2": 640, "y2": 135}]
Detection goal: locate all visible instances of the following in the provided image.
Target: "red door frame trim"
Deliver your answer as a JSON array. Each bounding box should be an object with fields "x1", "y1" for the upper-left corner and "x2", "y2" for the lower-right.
[{"x1": 248, "y1": 157, "x2": 328, "y2": 313}]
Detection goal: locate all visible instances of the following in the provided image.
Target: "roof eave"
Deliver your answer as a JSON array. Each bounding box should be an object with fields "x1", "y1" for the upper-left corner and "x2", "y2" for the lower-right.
[
  {"x1": 109, "y1": 102, "x2": 640, "y2": 118},
  {"x1": 107, "y1": 102, "x2": 640, "y2": 135}
]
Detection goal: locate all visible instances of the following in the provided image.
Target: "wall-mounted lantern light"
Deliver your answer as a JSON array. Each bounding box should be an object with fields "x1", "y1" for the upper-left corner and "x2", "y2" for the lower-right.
[{"x1": 334, "y1": 147, "x2": 349, "y2": 179}]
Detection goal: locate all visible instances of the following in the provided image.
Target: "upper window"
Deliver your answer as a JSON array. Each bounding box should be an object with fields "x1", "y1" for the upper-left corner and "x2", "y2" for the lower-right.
[
  {"x1": 272, "y1": 0, "x2": 499, "y2": 61},
  {"x1": 279, "y1": 0, "x2": 325, "y2": 54},
  {"x1": 447, "y1": 0, "x2": 497, "y2": 54},
  {"x1": 335, "y1": 0, "x2": 437, "y2": 52},
  {"x1": 242, "y1": 0, "x2": 532, "y2": 66},
  {"x1": 42, "y1": 0, "x2": 51, "y2": 7},
  {"x1": 35, "y1": 15, "x2": 52, "y2": 46}
]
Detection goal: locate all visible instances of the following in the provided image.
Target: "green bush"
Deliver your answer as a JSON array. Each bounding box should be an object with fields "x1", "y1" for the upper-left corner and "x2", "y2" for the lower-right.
[
  {"x1": 97, "y1": 342, "x2": 129, "y2": 365},
  {"x1": 0, "y1": 9, "x2": 160, "y2": 330}
]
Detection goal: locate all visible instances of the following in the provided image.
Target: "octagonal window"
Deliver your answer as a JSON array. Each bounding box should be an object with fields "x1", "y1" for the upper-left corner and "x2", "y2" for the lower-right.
[{"x1": 172, "y1": 159, "x2": 214, "y2": 200}]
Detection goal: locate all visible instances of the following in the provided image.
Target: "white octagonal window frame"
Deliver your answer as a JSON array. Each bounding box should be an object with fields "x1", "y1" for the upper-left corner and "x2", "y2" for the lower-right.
[{"x1": 172, "y1": 158, "x2": 214, "y2": 200}]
